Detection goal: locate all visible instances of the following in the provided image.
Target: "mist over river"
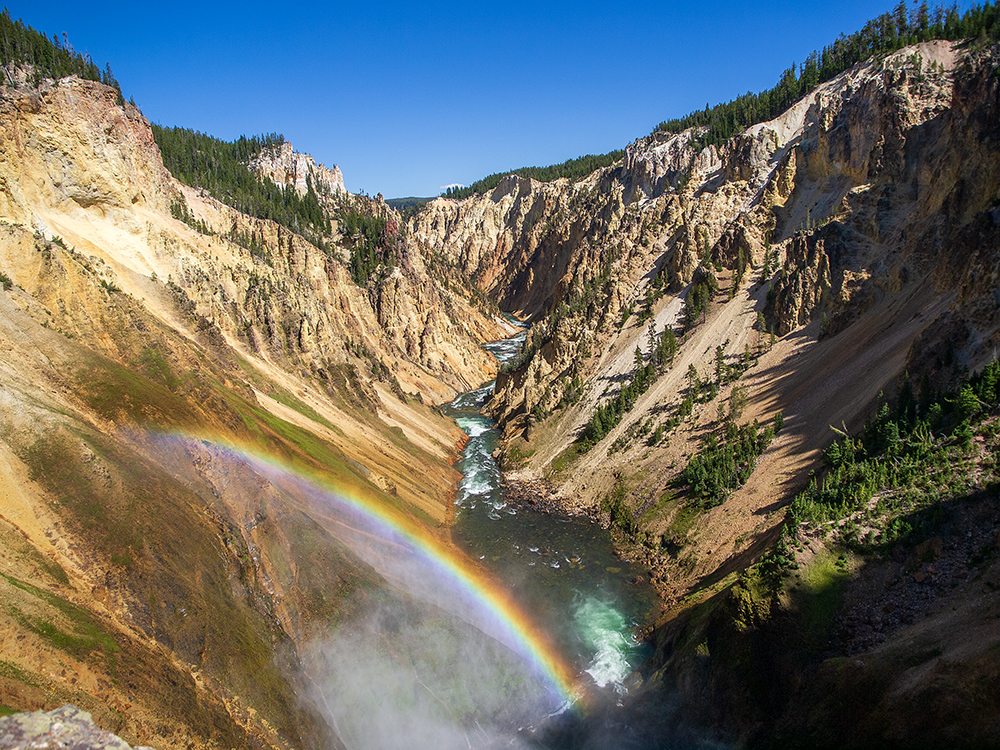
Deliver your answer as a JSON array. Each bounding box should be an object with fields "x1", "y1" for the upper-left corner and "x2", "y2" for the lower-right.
[
  {"x1": 440, "y1": 332, "x2": 689, "y2": 749},
  {"x1": 301, "y1": 331, "x2": 696, "y2": 749}
]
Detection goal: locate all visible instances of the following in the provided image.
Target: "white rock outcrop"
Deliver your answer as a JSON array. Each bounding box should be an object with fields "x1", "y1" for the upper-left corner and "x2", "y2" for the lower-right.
[{"x1": 250, "y1": 141, "x2": 345, "y2": 196}]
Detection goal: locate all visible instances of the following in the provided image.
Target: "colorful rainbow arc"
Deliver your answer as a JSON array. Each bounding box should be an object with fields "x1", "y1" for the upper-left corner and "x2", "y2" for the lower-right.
[{"x1": 162, "y1": 432, "x2": 583, "y2": 708}]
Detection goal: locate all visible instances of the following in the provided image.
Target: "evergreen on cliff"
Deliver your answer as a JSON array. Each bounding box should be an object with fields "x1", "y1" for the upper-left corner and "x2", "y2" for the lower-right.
[
  {"x1": 0, "y1": 8, "x2": 122, "y2": 96},
  {"x1": 150, "y1": 125, "x2": 332, "y2": 248},
  {"x1": 444, "y1": 151, "x2": 625, "y2": 200},
  {"x1": 654, "y1": 0, "x2": 1000, "y2": 147}
]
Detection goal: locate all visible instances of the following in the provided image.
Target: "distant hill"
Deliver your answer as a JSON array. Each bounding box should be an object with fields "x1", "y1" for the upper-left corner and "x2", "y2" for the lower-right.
[
  {"x1": 443, "y1": 151, "x2": 624, "y2": 201},
  {"x1": 385, "y1": 196, "x2": 432, "y2": 211}
]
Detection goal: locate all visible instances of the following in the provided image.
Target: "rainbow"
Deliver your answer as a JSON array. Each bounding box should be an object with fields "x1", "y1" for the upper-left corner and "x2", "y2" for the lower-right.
[{"x1": 155, "y1": 431, "x2": 582, "y2": 708}]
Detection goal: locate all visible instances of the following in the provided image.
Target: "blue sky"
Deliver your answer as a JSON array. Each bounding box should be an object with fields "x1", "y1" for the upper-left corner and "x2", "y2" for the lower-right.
[{"x1": 14, "y1": 1, "x2": 902, "y2": 197}]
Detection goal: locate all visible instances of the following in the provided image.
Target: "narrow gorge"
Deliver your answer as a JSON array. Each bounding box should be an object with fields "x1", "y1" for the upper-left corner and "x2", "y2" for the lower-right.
[{"x1": 1, "y1": 7, "x2": 1000, "y2": 750}]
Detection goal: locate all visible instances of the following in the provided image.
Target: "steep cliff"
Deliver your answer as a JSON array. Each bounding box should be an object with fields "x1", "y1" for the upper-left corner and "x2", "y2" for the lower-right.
[
  {"x1": 0, "y1": 70, "x2": 510, "y2": 748},
  {"x1": 250, "y1": 140, "x2": 346, "y2": 196},
  {"x1": 413, "y1": 39, "x2": 1000, "y2": 604}
]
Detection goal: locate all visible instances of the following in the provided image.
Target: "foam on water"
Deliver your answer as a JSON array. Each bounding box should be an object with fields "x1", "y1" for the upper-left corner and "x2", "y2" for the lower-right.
[
  {"x1": 574, "y1": 596, "x2": 639, "y2": 689},
  {"x1": 460, "y1": 475, "x2": 494, "y2": 497},
  {"x1": 455, "y1": 416, "x2": 491, "y2": 437},
  {"x1": 484, "y1": 332, "x2": 527, "y2": 362},
  {"x1": 451, "y1": 383, "x2": 495, "y2": 411}
]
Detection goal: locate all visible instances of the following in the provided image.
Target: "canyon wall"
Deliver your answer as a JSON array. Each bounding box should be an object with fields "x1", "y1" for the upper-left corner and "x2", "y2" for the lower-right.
[
  {"x1": 411, "y1": 40, "x2": 1000, "y2": 599},
  {"x1": 0, "y1": 70, "x2": 509, "y2": 748}
]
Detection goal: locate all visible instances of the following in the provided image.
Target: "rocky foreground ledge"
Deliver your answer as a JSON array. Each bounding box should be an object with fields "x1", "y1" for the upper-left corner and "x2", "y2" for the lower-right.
[{"x1": 0, "y1": 706, "x2": 155, "y2": 750}]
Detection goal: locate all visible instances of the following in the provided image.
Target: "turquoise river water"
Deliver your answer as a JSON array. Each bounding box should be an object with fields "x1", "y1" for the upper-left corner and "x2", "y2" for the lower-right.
[{"x1": 443, "y1": 332, "x2": 659, "y2": 713}]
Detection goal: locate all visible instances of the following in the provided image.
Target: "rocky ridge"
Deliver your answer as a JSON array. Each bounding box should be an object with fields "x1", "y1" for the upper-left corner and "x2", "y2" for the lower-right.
[
  {"x1": 0, "y1": 69, "x2": 511, "y2": 749},
  {"x1": 412, "y1": 42, "x2": 1000, "y2": 595},
  {"x1": 250, "y1": 140, "x2": 346, "y2": 196}
]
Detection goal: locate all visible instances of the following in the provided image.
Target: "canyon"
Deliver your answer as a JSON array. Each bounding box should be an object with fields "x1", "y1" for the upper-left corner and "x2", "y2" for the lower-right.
[{"x1": 0, "y1": 25, "x2": 998, "y2": 750}]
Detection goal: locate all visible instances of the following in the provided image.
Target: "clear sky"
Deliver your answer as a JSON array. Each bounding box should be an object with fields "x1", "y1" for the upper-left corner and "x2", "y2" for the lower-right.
[{"x1": 13, "y1": 1, "x2": 903, "y2": 198}]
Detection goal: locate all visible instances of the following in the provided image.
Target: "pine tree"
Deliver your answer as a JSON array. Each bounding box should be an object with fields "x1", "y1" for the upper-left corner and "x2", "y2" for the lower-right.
[
  {"x1": 687, "y1": 364, "x2": 701, "y2": 398},
  {"x1": 729, "y1": 384, "x2": 748, "y2": 421}
]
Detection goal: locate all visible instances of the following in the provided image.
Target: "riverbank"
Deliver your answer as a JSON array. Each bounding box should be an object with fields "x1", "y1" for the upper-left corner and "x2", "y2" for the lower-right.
[
  {"x1": 499, "y1": 468, "x2": 689, "y2": 616},
  {"x1": 499, "y1": 470, "x2": 670, "y2": 627},
  {"x1": 500, "y1": 472, "x2": 599, "y2": 520}
]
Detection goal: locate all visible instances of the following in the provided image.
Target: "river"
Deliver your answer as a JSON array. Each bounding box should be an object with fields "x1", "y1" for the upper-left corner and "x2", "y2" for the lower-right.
[
  {"x1": 442, "y1": 330, "x2": 660, "y2": 742},
  {"x1": 288, "y1": 329, "x2": 668, "y2": 750}
]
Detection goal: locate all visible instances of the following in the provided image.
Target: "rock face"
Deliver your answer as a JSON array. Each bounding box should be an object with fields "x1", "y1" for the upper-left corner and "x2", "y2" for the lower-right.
[
  {"x1": 0, "y1": 706, "x2": 154, "y2": 750},
  {"x1": 413, "y1": 40, "x2": 1000, "y2": 444},
  {"x1": 0, "y1": 69, "x2": 509, "y2": 750},
  {"x1": 250, "y1": 140, "x2": 345, "y2": 196},
  {"x1": 410, "y1": 40, "x2": 1000, "y2": 609},
  {"x1": 159, "y1": 188, "x2": 503, "y2": 402},
  {"x1": 410, "y1": 169, "x2": 667, "y2": 428},
  {"x1": 0, "y1": 76, "x2": 171, "y2": 224},
  {"x1": 0, "y1": 72, "x2": 504, "y2": 404}
]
